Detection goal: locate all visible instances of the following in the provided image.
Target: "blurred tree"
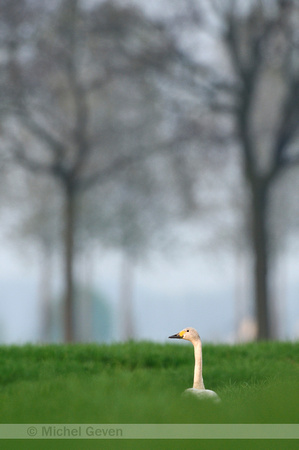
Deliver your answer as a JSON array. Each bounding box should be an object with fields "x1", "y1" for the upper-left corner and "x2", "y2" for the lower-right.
[
  {"x1": 0, "y1": 0, "x2": 183, "y2": 342},
  {"x1": 211, "y1": 0, "x2": 299, "y2": 339},
  {"x1": 154, "y1": 0, "x2": 299, "y2": 339}
]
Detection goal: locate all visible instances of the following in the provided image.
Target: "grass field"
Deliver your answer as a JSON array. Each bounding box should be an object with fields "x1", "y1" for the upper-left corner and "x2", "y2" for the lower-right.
[{"x1": 0, "y1": 340, "x2": 298, "y2": 449}]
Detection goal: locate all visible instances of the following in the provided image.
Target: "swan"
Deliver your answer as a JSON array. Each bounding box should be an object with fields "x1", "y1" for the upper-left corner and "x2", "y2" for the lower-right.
[{"x1": 169, "y1": 327, "x2": 221, "y2": 402}]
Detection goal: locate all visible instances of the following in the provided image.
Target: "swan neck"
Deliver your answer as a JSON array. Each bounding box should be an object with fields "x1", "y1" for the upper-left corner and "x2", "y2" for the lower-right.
[{"x1": 193, "y1": 339, "x2": 205, "y2": 390}]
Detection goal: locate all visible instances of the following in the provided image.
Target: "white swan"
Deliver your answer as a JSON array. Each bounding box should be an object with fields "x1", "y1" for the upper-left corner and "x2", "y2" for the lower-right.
[{"x1": 169, "y1": 327, "x2": 221, "y2": 402}]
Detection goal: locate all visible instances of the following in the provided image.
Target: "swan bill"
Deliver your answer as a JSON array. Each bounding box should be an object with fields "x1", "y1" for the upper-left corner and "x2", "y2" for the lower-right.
[{"x1": 168, "y1": 333, "x2": 183, "y2": 339}]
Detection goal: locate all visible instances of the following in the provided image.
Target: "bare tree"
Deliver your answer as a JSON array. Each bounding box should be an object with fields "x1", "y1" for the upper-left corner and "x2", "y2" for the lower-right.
[
  {"x1": 154, "y1": 0, "x2": 299, "y2": 339},
  {"x1": 211, "y1": 0, "x2": 299, "y2": 339},
  {"x1": 1, "y1": 0, "x2": 180, "y2": 341}
]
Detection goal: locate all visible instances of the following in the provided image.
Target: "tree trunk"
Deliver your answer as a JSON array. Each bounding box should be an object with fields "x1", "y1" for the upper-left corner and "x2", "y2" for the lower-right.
[
  {"x1": 251, "y1": 179, "x2": 273, "y2": 340},
  {"x1": 63, "y1": 184, "x2": 76, "y2": 342},
  {"x1": 119, "y1": 255, "x2": 135, "y2": 341},
  {"x1": 39, "y1": 242, "x2": 53, "y2": 342}
]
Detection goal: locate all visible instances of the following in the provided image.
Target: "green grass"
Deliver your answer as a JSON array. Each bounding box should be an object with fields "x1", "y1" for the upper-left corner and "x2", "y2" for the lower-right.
[
  {"x1": 0, "y1": 341, "x2": 298, "y2": 423},
  {"x1": 0, "y1": 341, "x2": 298, "y2": 448}
]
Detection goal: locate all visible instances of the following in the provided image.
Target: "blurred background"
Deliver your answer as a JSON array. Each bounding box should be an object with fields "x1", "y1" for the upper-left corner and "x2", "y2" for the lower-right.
[{"x1": 0, "y1": 0, "x2": 299, "y2": 344}]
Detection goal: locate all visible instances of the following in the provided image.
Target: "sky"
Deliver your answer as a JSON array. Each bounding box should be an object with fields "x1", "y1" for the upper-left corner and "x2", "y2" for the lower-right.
[
  {"x1": 0, "y1": 222, "x2": 298, "y2": 345},
  {"x1": 0, "y1": 225, "x2": 234, "y2": 344}
]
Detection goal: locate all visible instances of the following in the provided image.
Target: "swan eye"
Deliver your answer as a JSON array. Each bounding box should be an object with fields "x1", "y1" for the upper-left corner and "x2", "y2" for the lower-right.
[{"x1": 186, "y1": 329, "x2": 189, "y2": 332}]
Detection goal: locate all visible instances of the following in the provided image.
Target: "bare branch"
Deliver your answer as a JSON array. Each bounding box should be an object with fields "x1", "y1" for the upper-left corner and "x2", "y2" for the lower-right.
[
  {"x1": 78, "y1": 153, "x2": 142, "y2": 192},
  {"x1": 17, "y1": 113, "x2": 65, "y2": 156},
  {"x1": 78, "y1": 125, "x2": 202, "y2": 193},
  {"x1": 281, "y1": 152, "x2": 299, "y2": 168},
  {"x1": 182, "y1": 0, "x2": 203, "y2": 26},
  {"x1": 11, "y1": 143, "x2": 55, "y2": 176},
  {"x1": 268, "y1": 78, "x2": 299, "y2": 179},
  {"x1": 9, "y1": 132, "x2": 68, "y2": 181},
  {"x1": 210, "y1": 102, "x2": 237, "y2": 114}
]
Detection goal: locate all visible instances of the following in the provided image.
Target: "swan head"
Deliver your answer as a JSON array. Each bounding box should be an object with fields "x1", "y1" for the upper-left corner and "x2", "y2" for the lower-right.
[{"x1": 168, "y1": 327, "x2": 200, "y2": 343}]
